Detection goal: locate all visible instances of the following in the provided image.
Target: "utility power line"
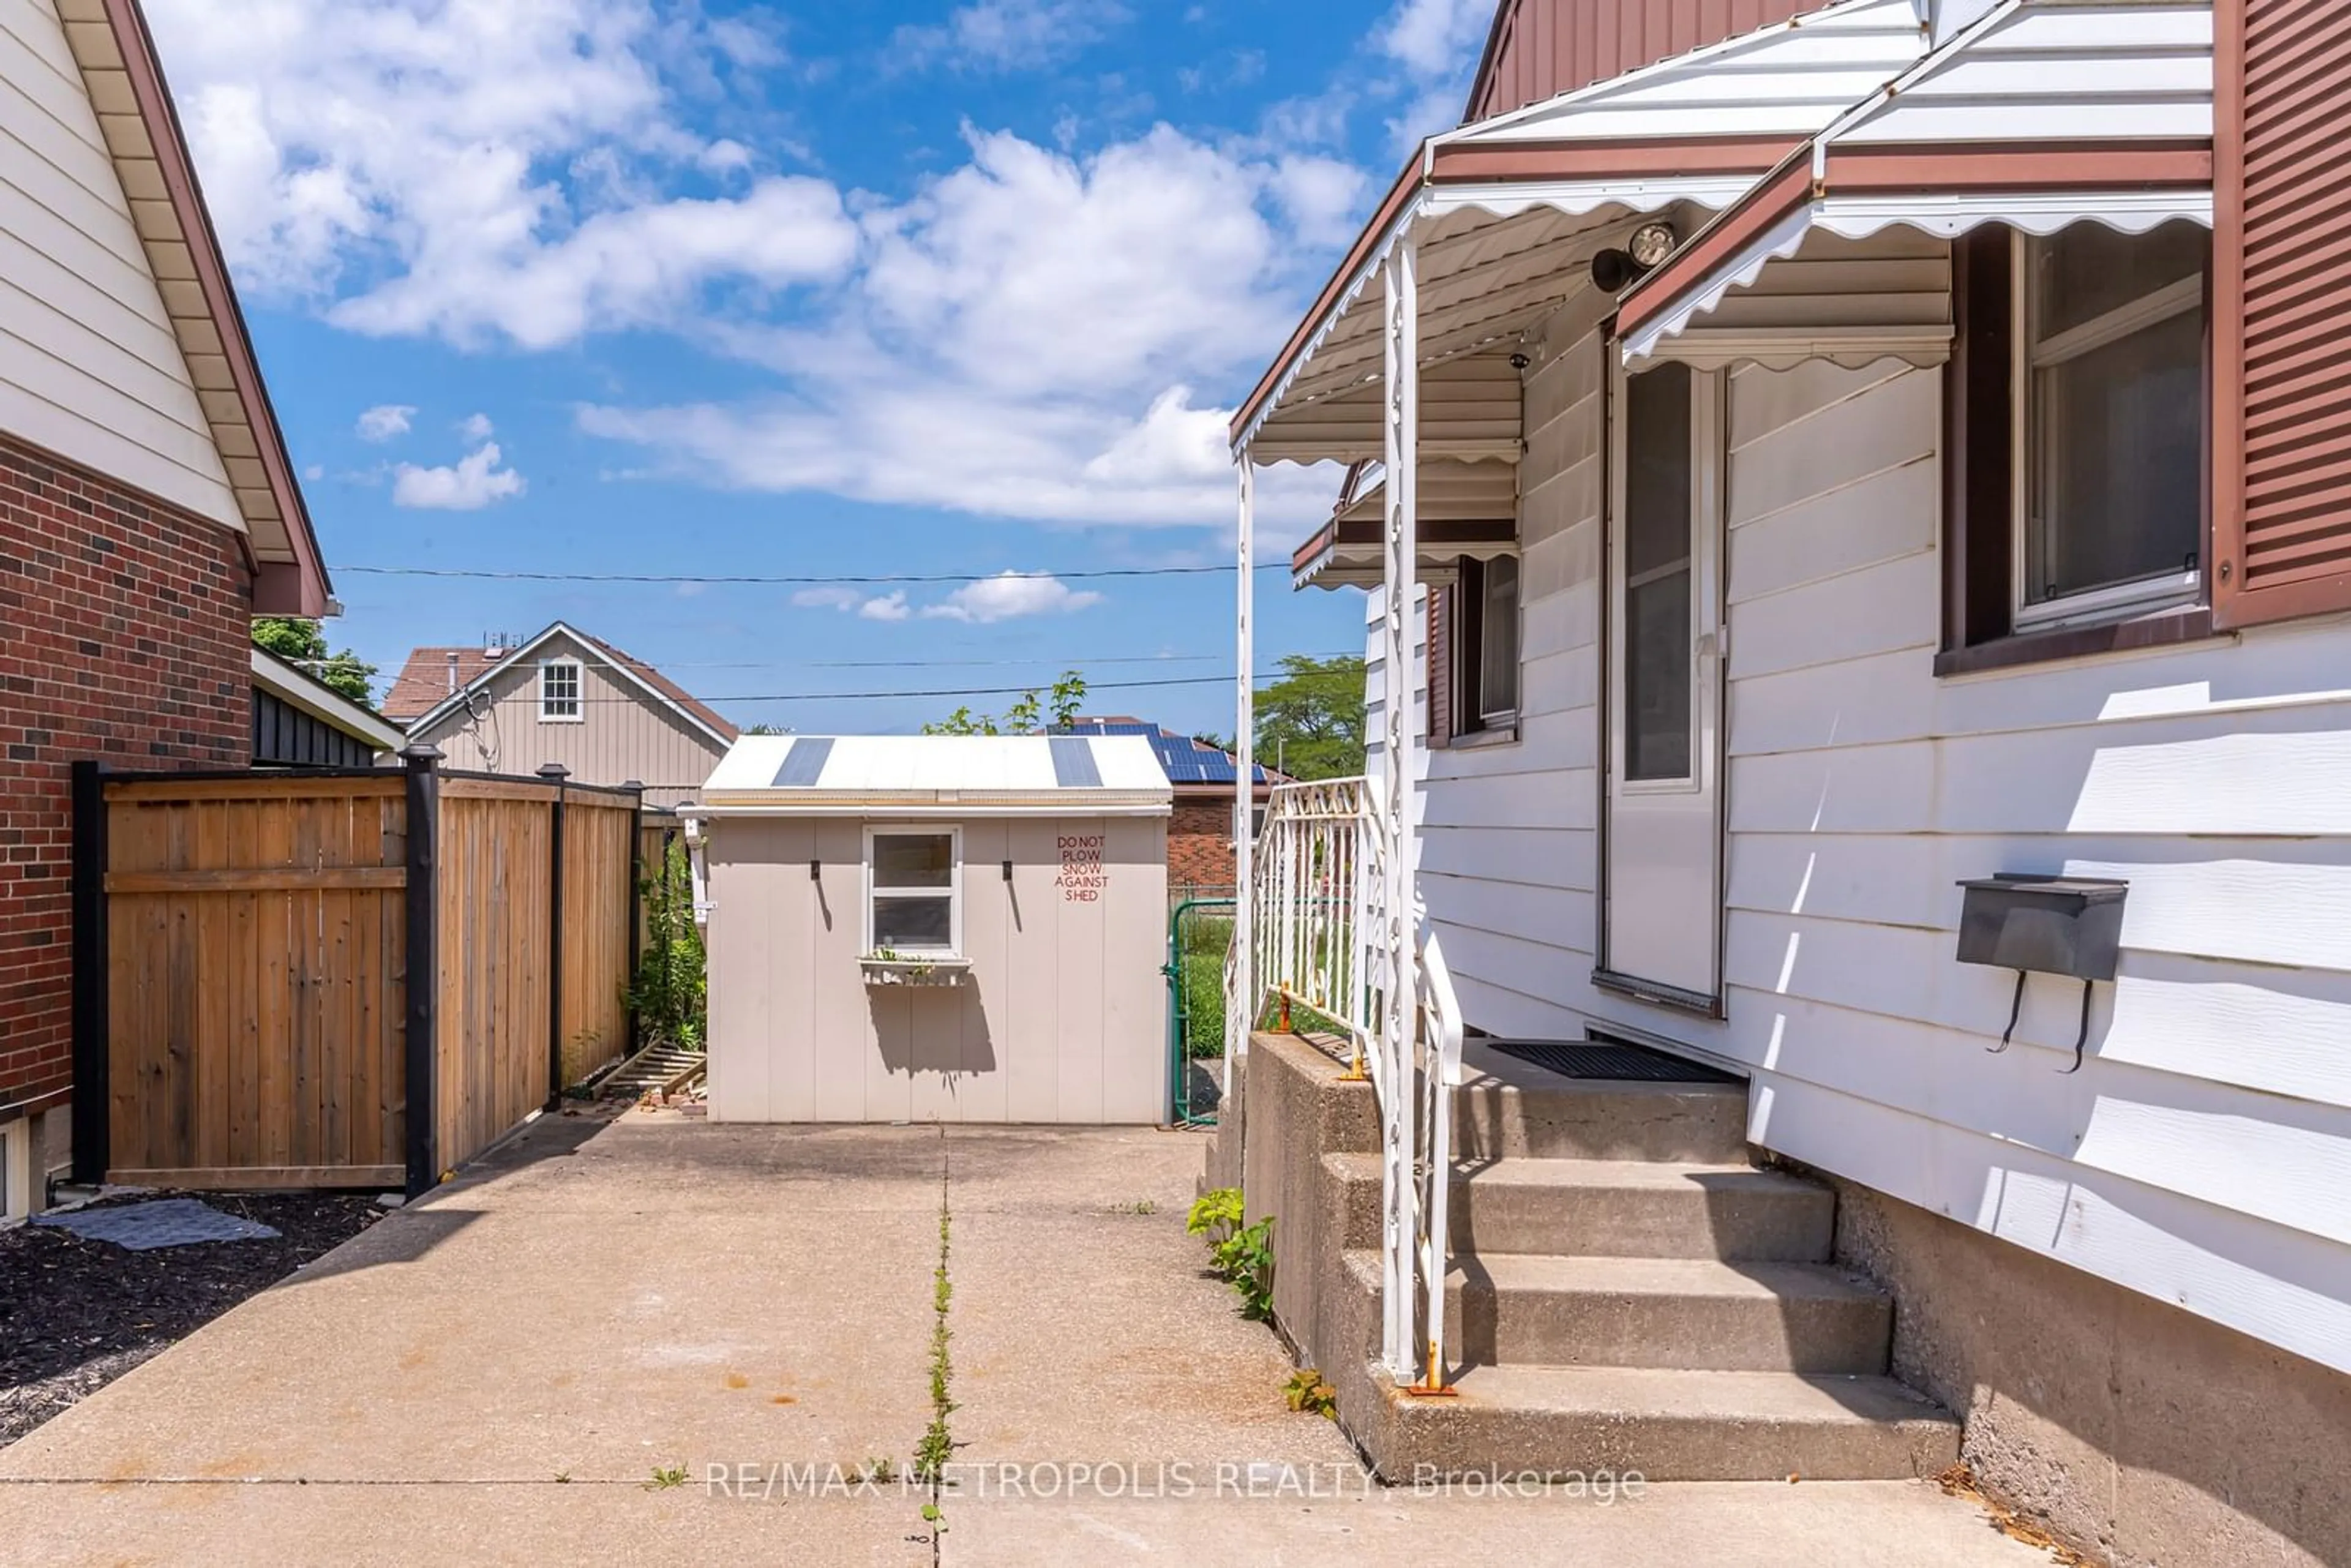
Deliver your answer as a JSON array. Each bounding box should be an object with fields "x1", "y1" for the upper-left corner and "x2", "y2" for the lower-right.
[
  {"x1": 332, "y1": 563, "x2": 1292, "y2": 585},
  {"x1": 404, "y1": 670, "x2": 1320, "y2": 706}
]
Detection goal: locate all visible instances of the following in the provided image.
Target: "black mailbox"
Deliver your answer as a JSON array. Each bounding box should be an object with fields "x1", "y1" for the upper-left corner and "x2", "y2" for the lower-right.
[
  {"x1": 1955, "y1": 875, "x2": 2128, "y2": 1072},
  {"x1": 1955, "y1": 875, "x2": 2127, "y2": 981}
]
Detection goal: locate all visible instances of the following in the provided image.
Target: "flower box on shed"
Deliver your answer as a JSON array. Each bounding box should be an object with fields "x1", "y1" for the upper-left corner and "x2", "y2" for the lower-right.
[{"x1": 859, "y1": 955, "x2": 972, "y2": 988}]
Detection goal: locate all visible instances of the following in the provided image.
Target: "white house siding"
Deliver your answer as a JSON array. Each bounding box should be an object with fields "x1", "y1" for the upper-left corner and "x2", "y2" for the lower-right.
[
  {"x1": 0, "y1": 0, "x2": 234, "y2": 527},
  {"x1": 1395, "y1": 320, "x2": 2351, "y2": 1375},
  {"x1": 413, "y1": 634, "x2": 730, "y2": 808},
  {"x1": 1716, "y1": 356, "x2": 2351, "y2": 1376}
]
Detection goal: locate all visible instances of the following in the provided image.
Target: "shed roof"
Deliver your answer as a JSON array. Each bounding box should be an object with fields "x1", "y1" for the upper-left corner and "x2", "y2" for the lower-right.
[{"x1": 693, "y1": 734, "x2": 1172, "y2": 818}]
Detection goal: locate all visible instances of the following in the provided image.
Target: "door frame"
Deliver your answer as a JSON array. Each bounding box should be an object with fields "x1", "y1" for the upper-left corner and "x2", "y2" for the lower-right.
[{"x1": 1592, "y1": 349, "x2": 1730, "y2": 1017}]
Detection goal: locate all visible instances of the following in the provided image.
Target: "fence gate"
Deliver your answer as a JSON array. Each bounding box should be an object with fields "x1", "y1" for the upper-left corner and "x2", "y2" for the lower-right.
[{"x1": 72, "y1": 753, "x2": 645, "y2": 1195}]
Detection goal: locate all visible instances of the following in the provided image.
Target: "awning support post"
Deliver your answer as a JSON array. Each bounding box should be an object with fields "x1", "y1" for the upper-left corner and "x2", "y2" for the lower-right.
[
  {"x1": 1231, "y1": 453, "x2": 1255, "y2": 1093},
  {"x1": 1379, "y1": 234, "x2": 1421, "y2": 1384}
]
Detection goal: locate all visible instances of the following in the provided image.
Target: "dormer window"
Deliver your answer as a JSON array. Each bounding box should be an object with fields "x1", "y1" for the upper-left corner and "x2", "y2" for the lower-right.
[{"x1": 539, "y1": 658, "x2": 582, "y2": 722}]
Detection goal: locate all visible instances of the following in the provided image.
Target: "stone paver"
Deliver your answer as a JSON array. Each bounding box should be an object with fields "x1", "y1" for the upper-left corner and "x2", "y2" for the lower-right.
[{"x1": 0, "y1": 1108, "x2": 2052, "y2": 1565}]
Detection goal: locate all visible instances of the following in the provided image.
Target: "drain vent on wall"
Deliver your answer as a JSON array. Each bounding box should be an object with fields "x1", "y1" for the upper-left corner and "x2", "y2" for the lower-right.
[{"x1": 1483, "y1": 1037, "x2": 1742, "y2": 1084}]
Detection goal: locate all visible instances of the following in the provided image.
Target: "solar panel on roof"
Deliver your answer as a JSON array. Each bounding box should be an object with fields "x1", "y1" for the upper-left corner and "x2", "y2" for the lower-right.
[
  {"x1": 1049, "y1": 735, "x2": 1103, "y2": 788},
  {"x1": 773, "y1": 737, "x2": 833, "y2": 787}
]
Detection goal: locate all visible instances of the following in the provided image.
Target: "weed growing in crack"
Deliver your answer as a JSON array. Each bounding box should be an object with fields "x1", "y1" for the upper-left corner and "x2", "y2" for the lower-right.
[{"x1": 914, "y1": 1142, "x2": 954, "y2": 1546}]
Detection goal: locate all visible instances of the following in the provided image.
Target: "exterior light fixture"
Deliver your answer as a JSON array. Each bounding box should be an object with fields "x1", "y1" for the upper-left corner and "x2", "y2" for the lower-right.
[{"x1": 1627, "y1": 220, "x2": 1678, "y2": 268}]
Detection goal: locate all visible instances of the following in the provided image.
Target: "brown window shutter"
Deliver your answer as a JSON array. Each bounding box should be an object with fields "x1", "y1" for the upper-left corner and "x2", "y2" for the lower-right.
[
  {"x1": 2214, "y1": 0, "x2": 2351, "y2": 628},
  {"x1": 1427, "y1": 584, "x2": 1452, "y2": 749}
]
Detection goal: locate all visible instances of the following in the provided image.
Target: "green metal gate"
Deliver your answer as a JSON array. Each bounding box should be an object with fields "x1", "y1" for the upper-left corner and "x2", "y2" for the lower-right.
[{"x1": 1163, "y1": 898, "x2": 1234, "y2": 1127}]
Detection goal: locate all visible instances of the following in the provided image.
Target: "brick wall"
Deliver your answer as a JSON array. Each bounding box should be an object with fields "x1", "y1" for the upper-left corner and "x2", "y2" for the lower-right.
[
  {"x1": 0, "y1": 436, "x2": 252, "y2": 1116},
  {"x1": 1169, "y1": 797, "x2": 1236, "y2": 893}
]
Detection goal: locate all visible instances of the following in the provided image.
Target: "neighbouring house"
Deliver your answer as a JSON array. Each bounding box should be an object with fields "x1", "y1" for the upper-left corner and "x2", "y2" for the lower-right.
[
  {"x1": 0, "y1": 0, "x2": 331, "y2": 1217},
  {"x1": 1223, "y1": 2, "x2": 2350, "y2": 1564},
  {"x1": 1054, "y1": 718, "x2": 1284, "y2": 893},
  {"x1": 686, "y1": 733, "x2": 1172, "y2": 1123},
  {"x1": 382, "y1": 621, "x2": 737, "y2": 808},
  {"x1": 249, "y1": 645, "x2": 402, "y2": 768}
]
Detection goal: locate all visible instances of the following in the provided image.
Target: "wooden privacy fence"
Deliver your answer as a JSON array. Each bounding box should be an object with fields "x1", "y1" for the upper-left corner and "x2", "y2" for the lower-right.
[{"x1": 70, "y1": 751, "x2": 648, "y2": 1196}]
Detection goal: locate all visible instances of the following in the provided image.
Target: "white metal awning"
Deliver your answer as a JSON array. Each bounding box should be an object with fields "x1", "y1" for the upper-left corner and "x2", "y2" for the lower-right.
[
  {"x1": 1232, "y1": 0, "x2": 1934, "y2": 463},
  {"x1": 1291, "y1": 460, "x2": 1519, "y2": 590},
  {"x1": 1619, "y1": 0, "x2": 2216, "y2": 366}
]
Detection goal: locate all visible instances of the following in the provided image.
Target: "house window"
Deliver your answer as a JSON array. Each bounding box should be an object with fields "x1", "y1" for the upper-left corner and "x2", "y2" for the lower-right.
[
  {"x1": 2014, "y1": 223, "x2": 2208, "y2": 628},
  {"x1": 1448, "y1": 553, "x2": 1521, "y2": 735},
  {"x1": 539, "y1": 659, "x2": 582, "y2": 722},
  {"x1": 1943, "y1": 222, "x2": 2214, "y2": 672},
  {"x1": 868, "y1": 828, "x2": 959, "y2": 954},
  {"x1": 1623, "y1": 362, "x2": 1694, "y2": 781}
]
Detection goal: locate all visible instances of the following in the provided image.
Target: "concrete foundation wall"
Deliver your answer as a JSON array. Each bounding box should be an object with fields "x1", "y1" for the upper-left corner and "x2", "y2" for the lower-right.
[{"x1": 1830, "y1": 1176, "x2": 2351, "y2": 1568}]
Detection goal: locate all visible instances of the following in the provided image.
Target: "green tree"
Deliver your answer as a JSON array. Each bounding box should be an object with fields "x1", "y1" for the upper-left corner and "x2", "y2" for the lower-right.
[
  {"x1": 252, "y1": 617, "x2": 378, "y2": 707},
  {"x1": 924, "y1": 670, "x2": 1087, "y2": 735},
  {"x1": 744, "y1": 724, "x2": 786, "y2": 736},
  {"x1": 1254, "y1": 653, "x2": 1365, "y2": 780}
]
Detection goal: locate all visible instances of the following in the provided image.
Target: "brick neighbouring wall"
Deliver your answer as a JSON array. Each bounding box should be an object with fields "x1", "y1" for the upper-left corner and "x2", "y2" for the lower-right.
[
  {"x1": 1168, "y1": 797, "x2": 1237, "y2": 892},
  {"x1": 0, "y1": 437, "x2": 253, "y2": 1116}
]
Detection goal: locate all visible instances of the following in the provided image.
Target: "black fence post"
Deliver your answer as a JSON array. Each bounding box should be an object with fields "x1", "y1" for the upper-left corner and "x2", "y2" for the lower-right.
[
  {"x1": 402, "y1": 745, "x2": 443, "y2": 1198},
  {"x1": 621, "y1": 783, "x2": 645, "y2": 1059},
  {"x1": 539, "y1": 764, "x2": 569, "y2": 1110},
  {"x1": 69, "y1": 759, "x2": 108, "y2": 1185}
]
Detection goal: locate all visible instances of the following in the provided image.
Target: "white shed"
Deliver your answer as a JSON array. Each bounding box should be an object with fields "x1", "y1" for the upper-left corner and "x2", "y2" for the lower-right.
[{"x1": 685, "y1": 734, "x2": 1173, "y2": 1123}]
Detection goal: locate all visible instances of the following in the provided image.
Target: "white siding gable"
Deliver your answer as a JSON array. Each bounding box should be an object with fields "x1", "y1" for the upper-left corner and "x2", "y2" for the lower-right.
[{"x1": 0, "y1": 0, "x2": 234, "y2": 525}]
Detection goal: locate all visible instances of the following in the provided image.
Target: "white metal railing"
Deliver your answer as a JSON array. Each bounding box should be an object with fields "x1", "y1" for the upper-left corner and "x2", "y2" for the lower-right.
[{"x1": 1232, "y1": 775, "x2": 1464, "y2": 1392}]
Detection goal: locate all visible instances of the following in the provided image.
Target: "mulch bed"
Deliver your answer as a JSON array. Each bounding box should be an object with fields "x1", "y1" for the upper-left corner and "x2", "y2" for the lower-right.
[{"x1": 0, "y1": 1190, "x2": 383, "y2": 1450}]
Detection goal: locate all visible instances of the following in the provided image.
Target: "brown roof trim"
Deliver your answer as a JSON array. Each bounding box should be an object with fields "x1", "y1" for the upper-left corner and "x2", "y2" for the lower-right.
[
  {"x1": 1615, "y1": 156, "x2": 1812, "y2": 335},
  {"x1": 1616, "y1": 140, "x2": 2217, "y2": 337},
  {"x1": 100, "y1": 0, "x2": 329, "y2": 617},
  {"x1": 1231, "y1": 151, "x2": 1426, "y2": 448},
  {"x1": 1428, "y1": 136, "x2": 1800, "y2": 184},
  {"x1": 1290, "y1": 517, "x2": 1340, "y2": 576}
]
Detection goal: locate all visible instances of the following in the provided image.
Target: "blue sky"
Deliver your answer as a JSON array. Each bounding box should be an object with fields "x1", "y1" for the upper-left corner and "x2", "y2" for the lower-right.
[{"x1": 149, "y1": 0, "x2": 1495, "y2": 736}]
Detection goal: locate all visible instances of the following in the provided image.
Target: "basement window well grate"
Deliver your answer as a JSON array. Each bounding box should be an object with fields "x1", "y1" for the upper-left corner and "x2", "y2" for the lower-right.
[{"x1": 1485, "y1": 1037, "x2": 1742, "y2": 1084}]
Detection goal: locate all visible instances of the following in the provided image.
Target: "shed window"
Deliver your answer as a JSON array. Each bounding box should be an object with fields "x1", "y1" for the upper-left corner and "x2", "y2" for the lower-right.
[
  {"x1": 539, "y1": 659, "x2": 583, "y2": 722},
  {"x1": 869, "y1": 830, "x2": 959, "y2": 954},
  {"x1": 1941, "y1": 222, "x2": 2215, "y2": 674}
]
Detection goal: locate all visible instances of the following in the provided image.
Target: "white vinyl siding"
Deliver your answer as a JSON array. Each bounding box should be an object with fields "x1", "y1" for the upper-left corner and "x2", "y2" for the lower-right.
[
  {"x1": 1392, "y1": 331, "x2": 2351, "y2": 1378},
  {"x1": 0, "y1": 0, "x2": 233, "y2": 525}
]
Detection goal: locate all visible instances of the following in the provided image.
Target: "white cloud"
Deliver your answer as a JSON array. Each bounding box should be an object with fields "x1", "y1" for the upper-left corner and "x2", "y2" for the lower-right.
[
  {"x1": 793, "y1": 584, "x2": 916, "y2": 621},
  {"x1": 790, "y1": 585, "x2": 862, "y2": 610},
  {"x1": 391, "y1": 442, "x2": 527, "y2": 510},
  {"x1": 144, "y1": 0, "x2": 855, "y2": 348},
  {"x1": 578, "y1": 126, "x2": 1344, "y2": 539},
  {"x1": 160, "y1": 3, "x2": 1360, "y2": 546},
  {"x1": 920, "y1": 571, "x2": 1103, "y2": 624},
  {"x1": 1376, "y1": 0, "x2": 1488, "y2": 152},
  {"x1": 458, "y1": 412, "x2": 494, "y2": 441},
  {"x1": 1267, "y1": 156, "x2": 1372, "y2": 247},
  {"x1": 894, "y1": 0, "x2": 1131, "y2": 73},
  {"x1": 355, "y1": 402, "x2": 414, "y2": 441}
]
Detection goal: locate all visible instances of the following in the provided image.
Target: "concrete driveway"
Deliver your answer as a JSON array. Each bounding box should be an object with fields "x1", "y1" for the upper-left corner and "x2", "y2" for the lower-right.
[{"x1": 0, "y1": 1109, "x2": 2051, "y2": 1566}]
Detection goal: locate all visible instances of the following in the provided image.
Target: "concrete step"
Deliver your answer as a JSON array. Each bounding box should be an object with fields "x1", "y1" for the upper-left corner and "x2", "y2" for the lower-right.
[
  {"x1": 1327, "y1": 1154, "x2": 1838, "y2": 1262},
  {"x1": 1457, "y1": 1158, "x2": 1837, "y2": 1261},
  {"x1": 1444, "y1": 1253, "x2": 1894, "y2": 1375},
  {"x1": 1453, "y1": 1044, "x2": 1750, "y2": 1163},
  {"x1": 1381, "y1": 1364, "x2": 1961, "y2": 1482}
]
